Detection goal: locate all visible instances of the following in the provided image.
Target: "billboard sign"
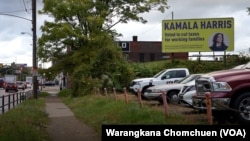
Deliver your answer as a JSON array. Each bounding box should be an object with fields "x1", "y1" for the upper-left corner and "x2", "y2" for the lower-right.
[{"x1": 162, "y1": 17, "x2": 234, "y2": 52}]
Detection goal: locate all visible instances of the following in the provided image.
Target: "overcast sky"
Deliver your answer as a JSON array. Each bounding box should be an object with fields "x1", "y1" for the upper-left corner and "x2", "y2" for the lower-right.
[{"x1": 0, "y1": 0, "x2": 250, "y2": 67}]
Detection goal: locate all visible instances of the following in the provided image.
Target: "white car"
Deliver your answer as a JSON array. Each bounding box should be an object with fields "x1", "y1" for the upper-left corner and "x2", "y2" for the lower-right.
[
  {"x1": 178, "y1": 81, "x2": 196, "y2": 107},
  {"x1": 143, "y1": 74, "x2": 202, "y2": 104},
  {"x1": 16, "y1": 81, "x2": 26, "y2": 90},
  {"x1": 26, "y1": 82, "x2": 32, "y2": 89},
  {"x1": 129, "y1": 68, "x2": 190, "y2": 95},
  {"x1": 232, "y1": 64, "x2": 246, "y2": 69}
]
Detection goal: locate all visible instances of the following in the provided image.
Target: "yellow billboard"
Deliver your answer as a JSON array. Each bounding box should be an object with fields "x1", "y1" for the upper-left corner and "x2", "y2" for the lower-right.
[{"x1": 162, "y1": 17, "x2": 234, "y2": 52}]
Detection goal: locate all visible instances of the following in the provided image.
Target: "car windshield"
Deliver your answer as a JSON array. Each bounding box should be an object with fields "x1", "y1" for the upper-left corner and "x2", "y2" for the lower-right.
[
  {"x1": 243, "y1": 62, "x2": 250, "y2": 69},
  {"x1": 177, "y1": 74, "x2": 201, "y2": 84},
  {"x1": 153, "y1": 69, "x2": 167, "y2": 78}
]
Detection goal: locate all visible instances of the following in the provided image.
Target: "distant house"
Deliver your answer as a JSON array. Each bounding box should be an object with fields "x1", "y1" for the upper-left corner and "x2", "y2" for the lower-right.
[{"x1": 117, "y1": 36, "x2": 188, "y2": 62}]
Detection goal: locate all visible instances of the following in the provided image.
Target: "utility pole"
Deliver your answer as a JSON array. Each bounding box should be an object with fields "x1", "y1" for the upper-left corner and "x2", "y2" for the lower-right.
[
  {"x1": 171, "y1": 11, "x2": 174, "y2": 63},
  {"x1": 32, "y1": 0, "x2": 38, "y2": 99}
]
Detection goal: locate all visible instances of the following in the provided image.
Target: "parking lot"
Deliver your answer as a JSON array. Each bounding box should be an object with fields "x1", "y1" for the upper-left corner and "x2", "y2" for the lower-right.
[{"x1": 115, "y1": 93, "x2": 238, "y2": 125}]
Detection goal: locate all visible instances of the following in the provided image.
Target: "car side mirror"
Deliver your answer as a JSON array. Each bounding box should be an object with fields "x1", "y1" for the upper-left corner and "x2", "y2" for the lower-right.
[{"x1": 162, "y1": 76, "x2": 166, "y2": 80}]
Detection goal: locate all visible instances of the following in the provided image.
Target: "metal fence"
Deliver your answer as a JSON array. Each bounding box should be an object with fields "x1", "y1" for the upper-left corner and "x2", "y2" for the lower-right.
[{"x1": 0, "y1": 90, "x2": 33, "y2": 114}]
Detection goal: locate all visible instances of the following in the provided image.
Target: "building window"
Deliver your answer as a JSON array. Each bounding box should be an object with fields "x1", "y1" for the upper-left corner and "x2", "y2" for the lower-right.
[
  {"x1": 150, "y1": 53, "x2": 155, "y2": 61},
  {"x1": 121, "y1": 43, "x2": 127, "y2": 48},
  {"x1": 139, "y1": 53, "x2": 144, "y2": 62}
]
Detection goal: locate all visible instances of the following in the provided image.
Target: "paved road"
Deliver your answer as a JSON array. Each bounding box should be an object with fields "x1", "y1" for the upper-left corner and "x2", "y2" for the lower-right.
[{"x1": 0, "y1": 86, "x2": 60, "y2": 114}]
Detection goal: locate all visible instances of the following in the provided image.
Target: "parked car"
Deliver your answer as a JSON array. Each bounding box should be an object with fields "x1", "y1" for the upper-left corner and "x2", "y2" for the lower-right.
[
  {"x1": 193, "y1": 61, "x2": 250, "y2": 124},
  {"x1": 143, "y1": 74, "x2": 202, "y2": 104},
  {"x1": 44, "y1": 81, "x2": 56, "y2": 86},
  {"x1": 16, "y1": 81, "x2": 26, "y2": 90},
  {"x1": 232, "y1": 64, "x2": 246, "y2": 69},
  {"x1": 0, "y1": 78, "x2": 5, "y2": 89},
  {"x1": 178, "y1": 81, "x2": 196, "y2": 107},
  {"x1": 129, "y1": 68, "x2": 190, "y2": 96}
]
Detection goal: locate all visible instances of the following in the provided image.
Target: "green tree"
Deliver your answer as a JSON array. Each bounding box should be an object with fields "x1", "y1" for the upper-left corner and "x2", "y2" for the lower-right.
[{"x1": 37, "y1": 0, "x2": 169, "y2": 96}]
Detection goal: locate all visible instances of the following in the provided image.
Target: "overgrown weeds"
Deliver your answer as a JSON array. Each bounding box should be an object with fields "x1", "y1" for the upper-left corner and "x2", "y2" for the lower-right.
[
  {"x1": 59, "y1": 89, "x2": 207, "y2": 137},
  {"x1": 0, "y1": 98, "x2": 50, "y2": 141}
]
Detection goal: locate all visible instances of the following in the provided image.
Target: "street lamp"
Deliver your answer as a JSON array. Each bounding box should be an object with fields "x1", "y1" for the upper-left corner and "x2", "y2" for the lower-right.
[
  {"x1": 21, "y1": 30, "x2": 38, "y2": 98},
  {"x1": 0, "y1": 1, "x2": 37, "y2": 99},
  {"x1": 21, "y1": 32, "x2": 32, "y2": 36}
]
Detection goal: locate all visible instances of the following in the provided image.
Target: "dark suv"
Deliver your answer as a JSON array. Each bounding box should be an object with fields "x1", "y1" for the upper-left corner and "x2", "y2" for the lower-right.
[{"x1": 0, "y1": 78, "x2": 5, "y2": 89}]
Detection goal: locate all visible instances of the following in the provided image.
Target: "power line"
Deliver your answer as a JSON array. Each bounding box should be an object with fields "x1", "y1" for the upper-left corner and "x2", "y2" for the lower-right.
[
  {"x1": 0, "y1": 9, "x2": 27, "y2": 14},
  {"x1": 23, "y1": 0, "x2": 28, "y2": 13},
  {"x1": 22, "y1": 0, "x2": 31, "y2": 14},
  {"x1": 0, "y1": 12, "x2": 31, "y2": 21}
]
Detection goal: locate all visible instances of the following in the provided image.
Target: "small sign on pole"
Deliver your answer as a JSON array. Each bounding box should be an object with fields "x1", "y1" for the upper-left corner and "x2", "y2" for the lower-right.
[{"x1": 33, "y1": 69, "x2": 38, "y2": 76}]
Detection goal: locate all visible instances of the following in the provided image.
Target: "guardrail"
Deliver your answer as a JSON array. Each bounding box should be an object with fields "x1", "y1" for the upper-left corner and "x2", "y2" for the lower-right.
[{"x1": 0, "y1": 90, "x2": 33, "y2": 114}]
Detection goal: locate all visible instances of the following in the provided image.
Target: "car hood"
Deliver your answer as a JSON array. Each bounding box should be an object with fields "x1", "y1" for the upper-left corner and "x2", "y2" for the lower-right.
[
  {"x1": 183, "y1": 81, "x2": 195, "y2": 86},
  {"x1": 200, "y1": 69, "x2": 250, "y2": 82},
  {"x1": 132, "y1": 77, "x2": 154, "y2": 82}
]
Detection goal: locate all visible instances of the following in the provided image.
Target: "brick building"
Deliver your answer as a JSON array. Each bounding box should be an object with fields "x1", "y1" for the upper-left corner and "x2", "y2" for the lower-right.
[{"x1": 117, "y1": 36, "x2": 188, "y2": 62}]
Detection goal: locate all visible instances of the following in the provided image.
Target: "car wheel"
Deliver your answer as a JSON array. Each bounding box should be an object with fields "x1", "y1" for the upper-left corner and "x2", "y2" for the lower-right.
[
  {"x1": 233, "y1": 92, "x2": 250, "y2": 125},
  {"x1": 167, "y1": 91, "x2": 179, "y2": 104}
]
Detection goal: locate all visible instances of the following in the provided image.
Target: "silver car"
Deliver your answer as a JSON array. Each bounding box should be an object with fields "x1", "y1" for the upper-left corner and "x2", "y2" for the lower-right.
[
  {"x1": 16, "y1": 81, "x2": 26, "y2": 90},
  {"x1": 178, "y1": 81, "x2": 196, "y2": 107},
  {"x1": 143, "y1": 74, "x2": 202, "y2": 104}
]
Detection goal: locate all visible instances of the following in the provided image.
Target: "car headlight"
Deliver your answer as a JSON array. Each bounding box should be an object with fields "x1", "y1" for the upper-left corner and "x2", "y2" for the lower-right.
[
  {"x1": 131, "y1": 81, "x2": 142, "y2": 86},
  {"x1": 135, "y1": 81, "x2": 142, "y2": 85},
  {"x1": 212, "y1": 82, "x2": 232, "y2": 91}
]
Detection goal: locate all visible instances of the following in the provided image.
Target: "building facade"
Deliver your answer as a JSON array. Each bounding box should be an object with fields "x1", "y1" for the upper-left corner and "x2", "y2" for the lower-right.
[{"x1": 117, "y1": 36, "x2": 188, "y2": 62}]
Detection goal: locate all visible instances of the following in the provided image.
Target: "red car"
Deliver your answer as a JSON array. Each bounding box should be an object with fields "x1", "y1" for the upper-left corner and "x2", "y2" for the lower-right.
[
  {"x1": 0, "y1": 78, "x2": 4, "y2": 89},
  {"x1": 5, "y1": 82, "x2": 18, "y2": 92}
]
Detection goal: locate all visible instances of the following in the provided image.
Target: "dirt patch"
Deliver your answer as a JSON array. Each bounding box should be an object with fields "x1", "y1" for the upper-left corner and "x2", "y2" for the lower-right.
[
  {"x1": 113, "y1": 93, "x2": 210, "y2": 124},
  {"x1": 113, "y1": 93, "x2": 207, "y2": 121}
]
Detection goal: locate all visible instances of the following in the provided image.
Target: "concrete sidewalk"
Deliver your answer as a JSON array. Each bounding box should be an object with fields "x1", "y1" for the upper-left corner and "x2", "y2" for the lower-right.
[{"x1": 43, "y1": 87, "x2": 100, "y2": 141}]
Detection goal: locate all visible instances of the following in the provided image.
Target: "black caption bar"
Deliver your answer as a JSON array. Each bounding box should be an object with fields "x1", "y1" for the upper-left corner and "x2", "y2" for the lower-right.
[{"x1": 102, "y1": 125, "x2": 250, "y2": 141}]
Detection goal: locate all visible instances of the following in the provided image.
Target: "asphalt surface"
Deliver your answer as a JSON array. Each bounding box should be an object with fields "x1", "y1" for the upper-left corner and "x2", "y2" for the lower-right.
[{"x1": 43, "y1": 86, "x2": 100, "y2": 141}]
